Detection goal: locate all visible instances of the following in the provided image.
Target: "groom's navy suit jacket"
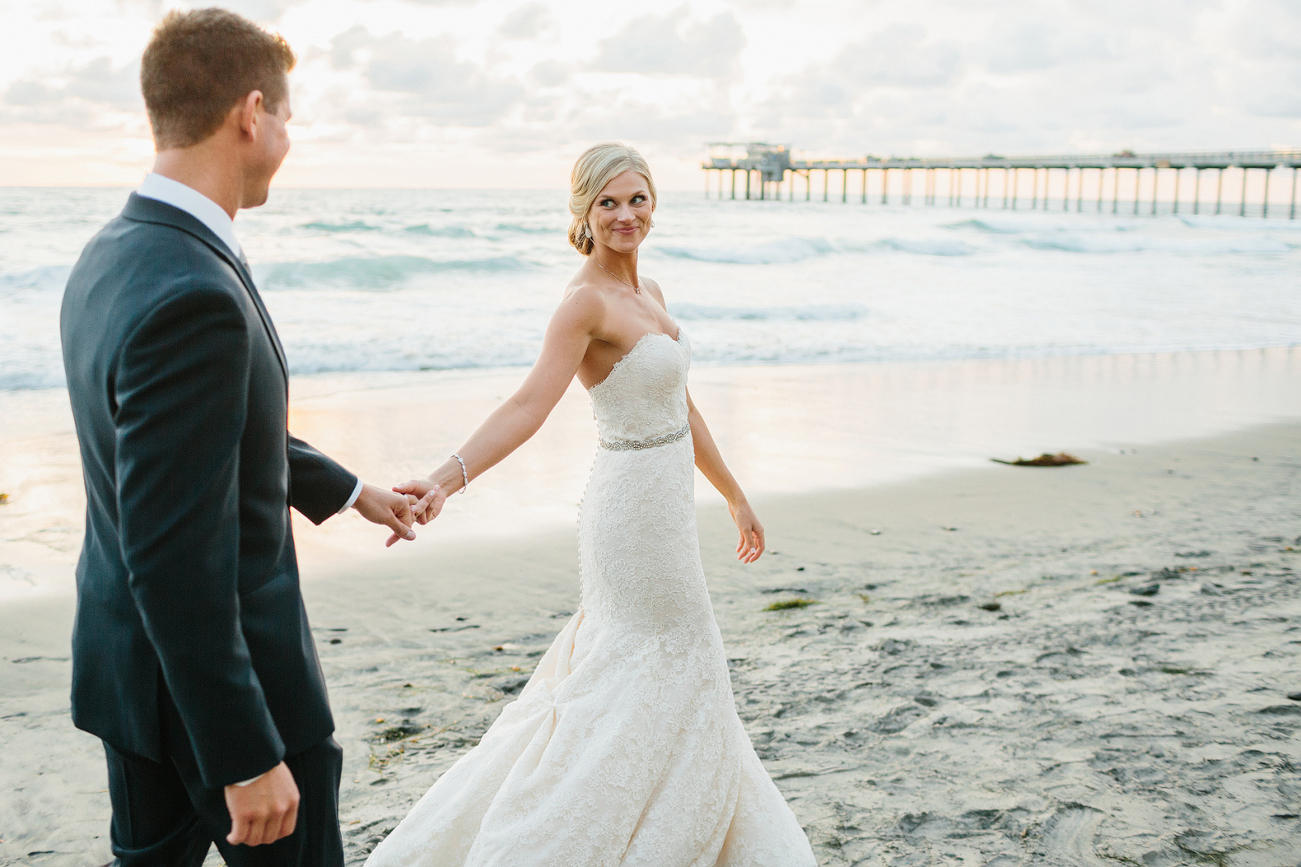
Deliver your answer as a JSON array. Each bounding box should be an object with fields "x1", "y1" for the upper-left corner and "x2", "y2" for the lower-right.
[{"x1": 61, "y1": 194, "x2": 358, "y2": 789}]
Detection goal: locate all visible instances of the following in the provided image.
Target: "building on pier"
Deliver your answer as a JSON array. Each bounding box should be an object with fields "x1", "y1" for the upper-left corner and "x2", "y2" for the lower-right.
[{"x1": 702, "y1": 143, "x2": 1301, "y2": 218}]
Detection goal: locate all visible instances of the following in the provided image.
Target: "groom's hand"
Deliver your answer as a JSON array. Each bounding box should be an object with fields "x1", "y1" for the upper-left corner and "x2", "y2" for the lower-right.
[
  {"x1": 352, "y1": 482, "x2": 430, "y2": 547},
  {"x1": 393, "y1": 478, "x2": 447, "y2": 526},
  {"x1": 224, "y1": 761, "x2": 299, "y2": 847}
]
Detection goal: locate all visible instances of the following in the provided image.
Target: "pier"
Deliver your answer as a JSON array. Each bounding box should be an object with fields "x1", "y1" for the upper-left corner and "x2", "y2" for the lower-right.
[{"x1": 702, "y1": 144, "x2": 1301, "y2": 218}]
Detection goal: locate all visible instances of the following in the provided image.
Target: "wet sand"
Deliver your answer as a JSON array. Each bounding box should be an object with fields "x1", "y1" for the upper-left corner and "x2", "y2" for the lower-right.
[
  {"x1": 4, "y1": 346, "x2": 1298, "y2": 601},
  {"x1": 1, "y1": 351, "x2": 1300, "y2": 865}
]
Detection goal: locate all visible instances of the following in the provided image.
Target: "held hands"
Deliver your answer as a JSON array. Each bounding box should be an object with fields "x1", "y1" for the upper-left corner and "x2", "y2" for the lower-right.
[
  {"x1": 224, "y1": 761, "x2": 299, "y2": 847},
  {"x1": 392, "y1": 477, "x2": 449, "y2": 528},
  {"x1": 352, "y1": 482, "x2": 437, "y2": 547},
  {"x1": 730, "y1": 500, "x2": 765, "y2": 564}
]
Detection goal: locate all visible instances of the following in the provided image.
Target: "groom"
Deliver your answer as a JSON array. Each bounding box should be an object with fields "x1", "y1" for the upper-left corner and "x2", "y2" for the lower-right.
[{"x1": 60, "y1": 8, "x2": 431, "y2": 865}]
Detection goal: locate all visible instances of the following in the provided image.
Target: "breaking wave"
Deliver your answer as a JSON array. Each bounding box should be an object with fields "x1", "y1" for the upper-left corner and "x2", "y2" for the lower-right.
[
  {"x1": 672, "y1": 303, "x2": 869, "y2": 322},
  {"x1": 258, "y1": 254, "x2": 530, "y2": 290}
]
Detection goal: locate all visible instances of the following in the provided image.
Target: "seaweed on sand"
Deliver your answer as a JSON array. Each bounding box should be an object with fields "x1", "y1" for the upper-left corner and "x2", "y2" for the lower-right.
[
  {"x1": 991, "y1": 452, "x2": 1086, "y2": 467},
  {"x1": 764, "y1": 598, "x2": 819, "y2": 611}
]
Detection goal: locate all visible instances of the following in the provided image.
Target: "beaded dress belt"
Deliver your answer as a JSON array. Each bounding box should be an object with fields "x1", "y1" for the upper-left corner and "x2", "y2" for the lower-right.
[{"x1": 599, "y1": 422, "x2": 691, "y2": 452}]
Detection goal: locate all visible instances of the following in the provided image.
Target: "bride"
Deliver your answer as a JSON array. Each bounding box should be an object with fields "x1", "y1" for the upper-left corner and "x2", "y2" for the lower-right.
[{"x1": 368, "y1": 143, "x2": 817, "y2": 867}]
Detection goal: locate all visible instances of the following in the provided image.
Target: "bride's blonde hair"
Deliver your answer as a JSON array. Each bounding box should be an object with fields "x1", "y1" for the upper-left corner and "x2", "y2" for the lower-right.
[{"x1": 567, "y1": 142, "x2": 657, "y2": 256}]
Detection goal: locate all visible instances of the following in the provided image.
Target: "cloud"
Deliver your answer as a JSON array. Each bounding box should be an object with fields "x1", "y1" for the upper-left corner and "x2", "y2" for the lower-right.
[
  {"x1": 729, "y1": 0, "x2": 797, "y2": 9},
  {"x1": 836, "y1": 24, "x2": 964, "y2": 88},
  {"x1": 568, "y1": 100, "x2": 732, "y2": 147},
  {"x1": 755, "y1": 24, "x2": 963, "y2": 129},
  {"x1": 498, "y1": 3, "x2": 555, "y2": 40},
  {"x1": 327, "y1": 25, "x2": 373, "y2": 70},
  {"x1": 983, "y1": 22, "x2": 1113, "y2": 74},
  {"x1": 3, "y1": 56, "x2": 141, "y2": 125},
  {"x1": 593, "y1": 7, "x2": 745, "y2": 78},
  {"x1": 738, "y1": 4, "x2": 1300, "y2": 157},
  {"x1": 319, "y1": 29, "x2": 525, "y2": 127},
  {"x1": 1210, "y1": 0, "x2": 1301, "y2": 119},
  {"x1": 530, "y1": 60, "x2": 570, "y2": 88}
]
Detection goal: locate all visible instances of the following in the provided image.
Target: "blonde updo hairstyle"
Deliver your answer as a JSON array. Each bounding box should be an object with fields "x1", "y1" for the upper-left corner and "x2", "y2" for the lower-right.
[{"x1": 567, "y1": 142, "x2": 657, "y2": 256}]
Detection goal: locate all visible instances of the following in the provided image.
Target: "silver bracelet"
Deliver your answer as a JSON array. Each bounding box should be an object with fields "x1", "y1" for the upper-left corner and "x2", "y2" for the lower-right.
[{"x1": 451, "y1": 453, "x2": 469, "y2": 495}]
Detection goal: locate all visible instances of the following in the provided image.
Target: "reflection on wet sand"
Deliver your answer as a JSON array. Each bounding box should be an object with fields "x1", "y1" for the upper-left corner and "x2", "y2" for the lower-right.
[{"x1": 1, "y1": 346, "x2": 1298, "y2": 599}]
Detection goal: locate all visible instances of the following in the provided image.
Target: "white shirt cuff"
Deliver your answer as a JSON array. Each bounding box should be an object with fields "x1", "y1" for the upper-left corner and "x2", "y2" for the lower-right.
[
  {"x1": 338, "y1": 478, "x2": 364, "y2": 514},
  {"x1": 234, "y1": 771, "x2": 266, "y2": 787}
]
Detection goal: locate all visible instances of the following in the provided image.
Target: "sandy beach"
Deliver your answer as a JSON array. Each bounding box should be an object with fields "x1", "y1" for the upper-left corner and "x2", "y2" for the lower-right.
[
  {"x1": 2, "y1": 353, "x2": 1299, "y2": 865},
  {"x1": 5, "y1": 0, "x2": 1301, "y2": 862}
]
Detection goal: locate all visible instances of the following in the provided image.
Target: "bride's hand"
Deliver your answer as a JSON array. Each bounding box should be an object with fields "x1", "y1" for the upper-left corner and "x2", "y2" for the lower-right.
[
  {"x1": 352, "y1": 483, "x2": 436, "y2": 548},
  {"x1": 730, "y1": 501, "x2": 765, "y2": 564},
  {"x1": 393, "y1": 478, "x2": 447, "y2": 526}
]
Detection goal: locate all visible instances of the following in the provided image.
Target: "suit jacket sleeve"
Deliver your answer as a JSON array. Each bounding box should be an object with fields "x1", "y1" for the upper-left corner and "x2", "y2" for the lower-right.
[
  {"x1": 287, "y1": 435, "x2": 358, "y2": 525},
  {"x1": 114, "y1": 283, "x2": 283, "y2": 788}
]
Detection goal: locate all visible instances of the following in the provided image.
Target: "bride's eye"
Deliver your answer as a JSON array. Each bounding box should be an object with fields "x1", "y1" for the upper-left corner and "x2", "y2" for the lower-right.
[
  {"x1": 631, "y1": 195, "x2": 646, "y2": 205},
  {"x1": 600, "y1": 198, "x2": 615, "y2": 208}
]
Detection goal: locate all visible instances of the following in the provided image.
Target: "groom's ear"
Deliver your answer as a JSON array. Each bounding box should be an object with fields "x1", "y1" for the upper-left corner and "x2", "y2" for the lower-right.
[{"x1": 236, "y1": 91, "x2": 265, "y2": 141}]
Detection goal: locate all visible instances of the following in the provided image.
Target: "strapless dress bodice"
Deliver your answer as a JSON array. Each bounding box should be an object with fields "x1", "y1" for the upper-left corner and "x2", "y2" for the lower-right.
[{"x1": 587, "y1": 330, "x2": 690, "y2": 447}]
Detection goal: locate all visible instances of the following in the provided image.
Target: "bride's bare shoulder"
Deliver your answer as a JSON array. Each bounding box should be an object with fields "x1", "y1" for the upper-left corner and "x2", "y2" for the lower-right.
[
  {"x1": 562, "y1": 271, "x2": 604, "y2": 304},
  {"x1": 556, "y1": 275, "x2": 609, "y2": 328},
  {"x1": 641, "y1": 277, "x2": 668, "y2": 308}
]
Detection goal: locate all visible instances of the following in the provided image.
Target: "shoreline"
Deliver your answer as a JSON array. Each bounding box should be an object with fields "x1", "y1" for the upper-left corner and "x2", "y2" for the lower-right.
[
  {"x1": 2, "y1": 420, "x2": 1298, "y2": 865},
  {"x1": 2, "y1": 345, "x2": 1299, "y2": 602}
]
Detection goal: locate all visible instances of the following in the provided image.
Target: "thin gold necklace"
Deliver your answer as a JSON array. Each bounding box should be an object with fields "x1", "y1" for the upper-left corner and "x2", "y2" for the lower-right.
[{"x1": 594, "y1": 259, "x2": 640, "y2": 294}]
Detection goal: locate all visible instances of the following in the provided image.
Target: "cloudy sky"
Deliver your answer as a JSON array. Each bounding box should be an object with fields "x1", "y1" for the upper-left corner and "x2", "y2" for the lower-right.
[{"x1": 2, "y1": 0, "x2": 1299, "y2": 189}]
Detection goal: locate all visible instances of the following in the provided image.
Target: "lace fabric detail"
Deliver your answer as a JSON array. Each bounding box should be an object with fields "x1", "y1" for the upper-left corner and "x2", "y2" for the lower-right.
[{"x1": 365, "y1": 328, "x2": 817, "y2": 867}]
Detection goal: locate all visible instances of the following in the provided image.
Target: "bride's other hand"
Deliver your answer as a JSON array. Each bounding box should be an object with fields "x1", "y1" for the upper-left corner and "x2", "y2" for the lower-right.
[
  {"x1": 682, "y1": 385, "x2": 763, "y2": 564},
  {"x1": 730, "y1": 501, "x2": 765, "y2": 564},
  {"x1": 393, "y1": 479, "x2": 446, "y2": 526}
]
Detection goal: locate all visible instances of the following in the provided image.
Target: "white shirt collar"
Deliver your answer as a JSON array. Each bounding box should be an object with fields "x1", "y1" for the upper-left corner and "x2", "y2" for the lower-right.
[{"x1": 136, "y1": 172, "x2": 243, "y2": 260}]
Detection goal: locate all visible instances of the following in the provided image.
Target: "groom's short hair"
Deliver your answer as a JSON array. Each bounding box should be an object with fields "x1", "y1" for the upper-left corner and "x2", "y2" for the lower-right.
[{"x1": 141, "y1": 8, "x2": 296, "y2": 150}]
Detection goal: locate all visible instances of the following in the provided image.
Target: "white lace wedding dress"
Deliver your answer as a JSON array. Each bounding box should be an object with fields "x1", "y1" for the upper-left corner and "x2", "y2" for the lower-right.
[{"x1": 365, "y1": 330, "x2": 816, "y2": 867}]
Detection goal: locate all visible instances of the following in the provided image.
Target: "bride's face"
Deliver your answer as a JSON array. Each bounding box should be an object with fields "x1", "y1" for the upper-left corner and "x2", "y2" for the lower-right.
[{"x1": 588, "y1": 170, "x2": 653, "y2": 255}]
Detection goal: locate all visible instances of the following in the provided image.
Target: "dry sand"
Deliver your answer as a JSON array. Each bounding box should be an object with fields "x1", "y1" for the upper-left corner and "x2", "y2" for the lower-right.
[{"x1": 3, "y1": 418, "x2": 1299, "y2": 866}]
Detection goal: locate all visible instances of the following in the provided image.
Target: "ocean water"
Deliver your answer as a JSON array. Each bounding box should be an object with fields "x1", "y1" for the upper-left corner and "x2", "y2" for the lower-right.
[{"x1": 2, "y1": 187, "x2": 1300, "y2": 390}]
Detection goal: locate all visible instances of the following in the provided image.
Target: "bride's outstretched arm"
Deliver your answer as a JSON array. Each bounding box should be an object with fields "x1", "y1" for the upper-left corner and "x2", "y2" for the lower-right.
[
  {"x1": 392, "y1": 290, "x2": 602, "y2": 532},
  {"x1": 685, "y1": 388, "x2": 765, "y2": 564}
]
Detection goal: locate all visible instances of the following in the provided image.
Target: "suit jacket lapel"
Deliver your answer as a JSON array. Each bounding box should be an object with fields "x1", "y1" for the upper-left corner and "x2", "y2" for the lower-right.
[
  {"x1": 122, "y1": 194, "x2": 290, "y2": 383},
  {"x1": 229, "y1": 250, "x2": 291, "y2": 382}
]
